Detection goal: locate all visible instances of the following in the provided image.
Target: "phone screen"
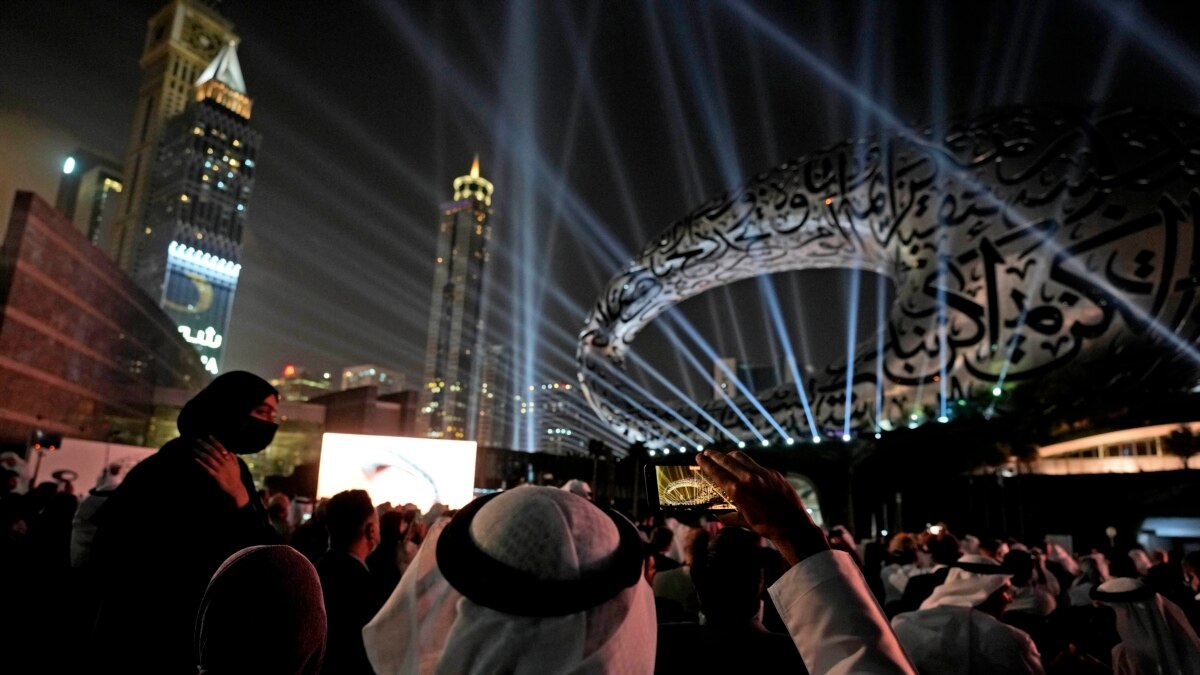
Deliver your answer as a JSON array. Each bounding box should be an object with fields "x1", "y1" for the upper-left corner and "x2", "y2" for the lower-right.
[{"x1": 650, "y1": 464, "x2": 737, "y2": 512}]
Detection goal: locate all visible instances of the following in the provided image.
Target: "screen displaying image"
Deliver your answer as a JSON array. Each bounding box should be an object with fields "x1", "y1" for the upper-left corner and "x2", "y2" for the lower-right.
[
  {"x1": 654, "y1": 464, "x2": 736, "y2": 511},
  {"x1": 29, "y1": 438, "x2": 156, "y2": 493},
  {"x1": 317, "y1": 434, "x2": 477, "y2": 512}
]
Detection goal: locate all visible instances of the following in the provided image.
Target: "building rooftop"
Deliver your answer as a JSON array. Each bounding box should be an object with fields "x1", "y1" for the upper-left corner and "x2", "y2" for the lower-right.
[{"x1": 195, "y1": 40, "x2": 247, "y2": 93}]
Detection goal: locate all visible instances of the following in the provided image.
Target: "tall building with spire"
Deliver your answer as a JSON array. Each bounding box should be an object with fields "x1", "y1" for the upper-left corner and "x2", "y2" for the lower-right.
[
  {"x1": 421, "y1": 157, "x2": 493, "y2": 440},
  {"x1": 131, "y1": 38, "x2": 259, "y2": 374},
  {"x1": 109, "y1": 0, "x2": 238, "y2": 269}
]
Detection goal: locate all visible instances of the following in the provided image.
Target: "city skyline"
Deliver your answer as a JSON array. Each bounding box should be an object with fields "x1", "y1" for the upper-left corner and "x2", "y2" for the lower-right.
[{"x1": 3, "y1": 1, "x2": 1198, "y2": 450}]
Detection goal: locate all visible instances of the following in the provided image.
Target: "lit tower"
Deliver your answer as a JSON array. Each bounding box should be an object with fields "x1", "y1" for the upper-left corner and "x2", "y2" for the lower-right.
[
  {"x1": 132, "y1": 40, "x2": 259, "y2": 374},
  {"x1": 109, "y1": 0, "x2": 238, "y2": 268},
  {"x1": 421, "y1": 156, "x2": 494, "y2": 440}
]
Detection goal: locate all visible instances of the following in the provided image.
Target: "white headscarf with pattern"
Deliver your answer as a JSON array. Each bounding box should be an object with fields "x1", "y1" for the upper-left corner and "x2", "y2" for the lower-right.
[{"x1": 363, "y1": 485, "x2": 656, "y2": 675}]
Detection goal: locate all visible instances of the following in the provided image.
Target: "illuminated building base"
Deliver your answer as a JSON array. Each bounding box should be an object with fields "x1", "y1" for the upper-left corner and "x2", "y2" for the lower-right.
[{"x1": 163, "y1": 241, "x2": 240, "y2": 373}]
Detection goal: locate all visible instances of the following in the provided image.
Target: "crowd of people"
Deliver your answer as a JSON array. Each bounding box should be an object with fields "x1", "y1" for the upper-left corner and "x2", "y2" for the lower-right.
[{"x1": 1, "y1": 371, "x2": 1199, "y2": 674}]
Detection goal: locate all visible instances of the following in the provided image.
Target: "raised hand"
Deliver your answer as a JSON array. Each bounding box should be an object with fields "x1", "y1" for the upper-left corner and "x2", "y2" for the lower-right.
[{"x1": 696, "y1": 450, "x2": 829, "y2": 567}]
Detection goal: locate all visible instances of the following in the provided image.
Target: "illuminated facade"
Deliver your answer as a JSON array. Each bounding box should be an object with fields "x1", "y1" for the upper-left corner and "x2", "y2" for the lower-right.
[
  {"x1": 421, "y1": 157, "x2": 493, "y2": 440},
  {"x1": 475, "y1": 344, "x2": 512, "y2": 447},
  {"x1": 132, "y1": 40, "x2": 258, "y2": 373},
  {"x1": 55, "y1": 149, "x2": 123, "y2": 246},
  {"x1": 341, "y1": 364, "x2": 403, "y2": 395},
  {"x1": 1030, "y1": 422, "x2": 1200, "y2": 474},
  {"x1": 271, "y1": 365, "x2": 334, "y2": 402},
  {"x1": 534, "y1": 382, "x2": 589, "y2": 456},
  {"x1": 0, "y1": 193, "x2": 209, "y2": 446},
  {"x1": 110, "y1": 0, "x2": 238, "y2": 268}
]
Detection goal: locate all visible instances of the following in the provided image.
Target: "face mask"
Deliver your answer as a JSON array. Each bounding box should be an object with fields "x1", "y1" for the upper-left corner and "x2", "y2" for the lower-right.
[{"x1": 219, "y1": 417, "x2": 279, "y2": 455}]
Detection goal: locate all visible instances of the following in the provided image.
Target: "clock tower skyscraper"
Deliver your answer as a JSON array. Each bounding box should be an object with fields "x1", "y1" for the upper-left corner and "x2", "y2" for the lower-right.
[{"x1": 109, "y1": 0, "x2": 238, "y2": 271}]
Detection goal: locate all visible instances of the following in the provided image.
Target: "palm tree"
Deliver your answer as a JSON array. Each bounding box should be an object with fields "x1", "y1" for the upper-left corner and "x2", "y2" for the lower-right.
[{"x1": 1163, "y1": 426, "x2": 1199, "y2": 470}]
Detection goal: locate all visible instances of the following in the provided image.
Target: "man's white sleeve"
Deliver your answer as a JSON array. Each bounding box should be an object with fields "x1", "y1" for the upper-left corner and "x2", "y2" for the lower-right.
[{"x1": 768, "y1": 550, "x2": 916, "y2": 675}]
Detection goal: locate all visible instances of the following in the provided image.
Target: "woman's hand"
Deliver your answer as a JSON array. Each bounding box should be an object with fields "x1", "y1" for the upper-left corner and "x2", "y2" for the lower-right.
[{"x1": 195, "y1": 436, "x2": 251, "y2": 509}]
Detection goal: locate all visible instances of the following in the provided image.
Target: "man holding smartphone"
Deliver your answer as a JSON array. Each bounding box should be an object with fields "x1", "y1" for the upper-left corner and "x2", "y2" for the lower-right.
[{"x1": 696, "y1": 450, "x2": 916, "y2": 675}]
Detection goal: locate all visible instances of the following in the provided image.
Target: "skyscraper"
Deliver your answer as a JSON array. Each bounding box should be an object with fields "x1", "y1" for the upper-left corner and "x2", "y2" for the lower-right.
[
  {"x1": 421, "y1": 157, "x2": 493, "y2": 440},
  {"x1": 55, "y1": 149, "x2": 123, "y2": 247},
  {"x1": 270, "y1": 364, "x2": 334, "y2": 402},
  {"x1": 131, "y1": 40, "x2": 259, "y2": 374},
  {"x1": 110, "y1": 0, "x2": 238, "y2": 269},
  {"x1": 534, "y1": 382, "x2": 589, "y2": 455},
  {"x1": 475, "y1": 344, "x2": 512, "y2": 447},
  {"x1": 341, "y1": 364, "x2": 404, "y2": 395}
]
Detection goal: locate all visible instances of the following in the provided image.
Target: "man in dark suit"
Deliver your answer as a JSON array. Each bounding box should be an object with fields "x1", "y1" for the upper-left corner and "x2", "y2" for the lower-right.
[
  {"x1": 898, "y1": 533, "x2": 961, "y2": 613},
  {"x1": 318, "y1": 489, "x2": 382, "y2": 675}
]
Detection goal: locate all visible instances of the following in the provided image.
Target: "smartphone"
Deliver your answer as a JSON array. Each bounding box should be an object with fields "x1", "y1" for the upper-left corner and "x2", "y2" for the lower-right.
[{"x1": 644, "y1": 460, "x2": 737, "y2": 513}]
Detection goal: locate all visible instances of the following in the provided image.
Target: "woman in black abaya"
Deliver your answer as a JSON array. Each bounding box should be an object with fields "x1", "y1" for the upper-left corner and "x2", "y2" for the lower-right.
[{"x1": 88, "y1": 372, "x2": 283, "y2": 674}]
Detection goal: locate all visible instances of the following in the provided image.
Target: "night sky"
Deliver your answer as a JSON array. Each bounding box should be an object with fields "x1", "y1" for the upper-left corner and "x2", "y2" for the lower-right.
[{"x1": 2, "y1": 0, "x2": 1197, "y2": 406}]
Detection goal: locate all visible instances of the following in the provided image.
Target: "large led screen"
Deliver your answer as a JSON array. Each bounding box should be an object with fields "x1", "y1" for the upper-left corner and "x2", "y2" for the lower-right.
[
  {"x1": 20, "y1": 438, "x2": 155, "y2": 493},
  {"x1": 316, "y1": 433, "x2": 477, "y2": 512}
]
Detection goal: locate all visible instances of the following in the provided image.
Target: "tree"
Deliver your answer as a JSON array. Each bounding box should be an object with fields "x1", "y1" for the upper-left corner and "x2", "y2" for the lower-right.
[{"x1": 1163, "y1": 426, "x2": 1199, "y2": 470}]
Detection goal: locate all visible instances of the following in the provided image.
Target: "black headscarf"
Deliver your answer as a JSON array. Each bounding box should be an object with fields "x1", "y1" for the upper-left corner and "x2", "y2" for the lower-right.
[
  {"x1": 196, "y1": 545, "x2": 327, "y2": 675},
  {"x1": 178, "y1": 371, "x2": 279, "y2": 455}
]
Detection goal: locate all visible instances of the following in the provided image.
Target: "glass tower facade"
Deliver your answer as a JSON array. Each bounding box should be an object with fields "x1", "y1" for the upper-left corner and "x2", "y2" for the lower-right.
[{"x1": 421, "y1": 157, "x2": 493, "y2": 440}]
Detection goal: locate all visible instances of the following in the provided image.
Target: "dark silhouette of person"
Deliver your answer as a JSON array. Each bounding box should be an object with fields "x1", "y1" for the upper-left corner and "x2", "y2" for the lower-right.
[
  {"x1": 656, "y1": 526, "x2": 808, "y2": 674},
  {"x1": 88, "y1": 371, "x2": 282, "y2": 674},
  {"x1": 196, "y1": 545, "x2": 327, "y2": 675},
  {"x1": 367, "y1": 509, "x2": 411, "y2": 607},
  {"x1": 291, "y1": 497, "x2": 331, "y2": 564},
  {"x1": 898, "y1": 534, "x2": 961, "y2": 613},
  {"x1": 650, "y1": 526, "x2": 681, "y2": 573},
  {"x1": 318, "y1": 489, "x2": 382, "y2": 675}
]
